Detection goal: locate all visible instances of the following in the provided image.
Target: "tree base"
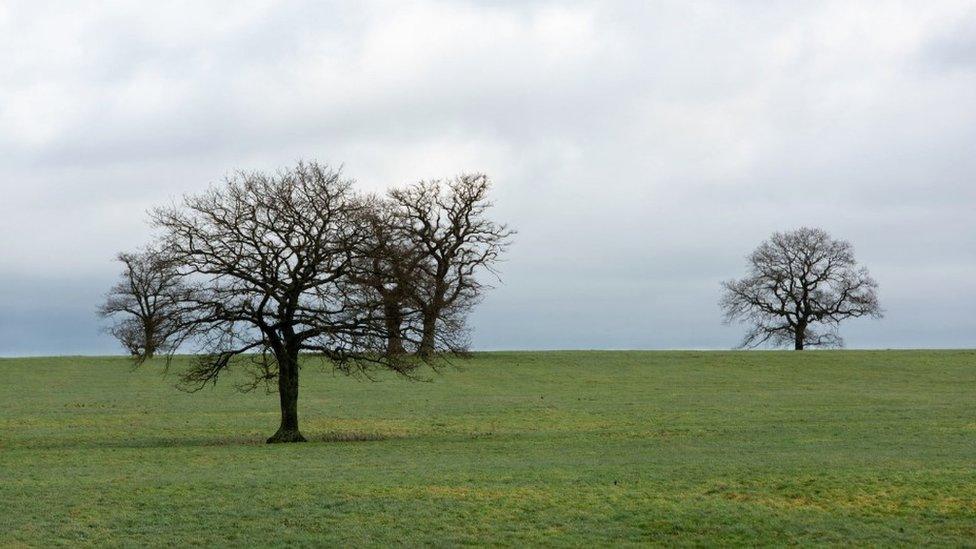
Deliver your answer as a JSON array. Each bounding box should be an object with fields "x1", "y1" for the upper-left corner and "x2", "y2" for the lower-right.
[{"x1": 266, "y1": 428, "x2": 307, "y2": 444}]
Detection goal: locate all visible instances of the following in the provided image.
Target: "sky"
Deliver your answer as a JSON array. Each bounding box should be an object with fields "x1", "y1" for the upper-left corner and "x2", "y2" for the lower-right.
[{"x1": 1, "y1": 1, "x2": 974, "y2": 356}]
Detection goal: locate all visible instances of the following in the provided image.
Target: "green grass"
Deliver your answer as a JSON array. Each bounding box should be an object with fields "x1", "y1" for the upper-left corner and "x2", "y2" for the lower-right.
[{"x1": 1, "y1": 351, "x2": 974, "y2": 547}]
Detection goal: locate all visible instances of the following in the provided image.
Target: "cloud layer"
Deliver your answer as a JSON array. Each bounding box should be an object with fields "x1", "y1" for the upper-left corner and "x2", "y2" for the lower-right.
[{"x1": 1, "y1": 1, "x2": 974, "y2": 354}]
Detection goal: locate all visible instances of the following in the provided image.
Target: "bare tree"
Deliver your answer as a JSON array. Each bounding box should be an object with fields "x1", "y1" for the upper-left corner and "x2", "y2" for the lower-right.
[
  {"x1": 351, "y1": 196, "x2": 423, "y2": 356},
  {"x1": 98, "y1": 249, "x2": 189, "y2": 360},
  {"x1": 151, "y1": 162, "x2": 417, "y2": 443},
  {"x1": 389, "y1": 174, "x2": 514, "y2": 357},
  {"x1": 720, "y1": 227, "x2": 882, "y2": 350}
]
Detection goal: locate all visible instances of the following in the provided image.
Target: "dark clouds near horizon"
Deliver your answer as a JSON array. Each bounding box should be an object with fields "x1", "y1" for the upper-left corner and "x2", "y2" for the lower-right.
[{"x1": 1, "y1": 1, "x2": 974, "y2": 355}]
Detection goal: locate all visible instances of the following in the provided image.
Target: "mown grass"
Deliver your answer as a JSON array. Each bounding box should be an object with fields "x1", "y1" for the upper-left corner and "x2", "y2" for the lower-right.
[{"x1": 1, "y1": 350, "x2": 974, "y2": 546}]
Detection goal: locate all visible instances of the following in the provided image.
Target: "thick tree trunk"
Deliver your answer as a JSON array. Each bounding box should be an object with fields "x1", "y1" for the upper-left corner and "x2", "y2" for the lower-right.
[
  {"x1": 143, "y1": 322, "x2": 156, "y2": 359},
  {"x1": 267, "y1": 349, "x2": 306, "y2": 443},
  {"x1": 794, "y1": 324, "x2": 805, "y2": 351},
  {"x1": 418, "y1": 313, "x2": 437, "y2": 358},
  {"x1": 384, "y1": 300, "x2": 405, "y2": 356}
]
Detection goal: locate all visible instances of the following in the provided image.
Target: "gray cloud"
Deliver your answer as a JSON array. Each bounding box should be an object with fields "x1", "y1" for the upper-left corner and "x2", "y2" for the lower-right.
[{"x1": 1, "y1": 0, "x2": 974, "y2": 355}]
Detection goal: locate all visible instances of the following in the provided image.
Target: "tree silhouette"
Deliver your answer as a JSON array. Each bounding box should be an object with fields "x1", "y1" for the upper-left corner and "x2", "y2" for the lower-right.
[{"x1": 721, "y1": 227, "x2": 882, "y2": 350}]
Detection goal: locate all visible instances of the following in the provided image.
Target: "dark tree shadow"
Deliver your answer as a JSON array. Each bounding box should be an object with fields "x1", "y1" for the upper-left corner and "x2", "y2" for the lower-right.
[{"x1": 2, "y1": 431, "x2": 401, "y2": 450}]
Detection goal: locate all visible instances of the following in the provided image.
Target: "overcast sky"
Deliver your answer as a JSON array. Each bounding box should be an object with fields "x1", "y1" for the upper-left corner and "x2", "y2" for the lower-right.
[{"x1": 1, "y1": 1, "x2": 974, "y2": 355}]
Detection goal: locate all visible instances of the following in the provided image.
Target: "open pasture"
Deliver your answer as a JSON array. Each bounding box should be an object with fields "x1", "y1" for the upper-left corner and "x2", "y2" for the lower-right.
[{"x1": 1, "y1": 351, "x2": 974, "y2": 546}]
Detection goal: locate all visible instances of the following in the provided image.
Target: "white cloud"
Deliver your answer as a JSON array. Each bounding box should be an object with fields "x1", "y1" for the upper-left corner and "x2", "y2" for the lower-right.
[{"x1": 0, "y1": 0, "x2": 973, "y2": 353}]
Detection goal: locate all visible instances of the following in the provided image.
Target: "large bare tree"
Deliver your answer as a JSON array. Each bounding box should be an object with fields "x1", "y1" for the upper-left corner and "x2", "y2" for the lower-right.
[
  {"x1": 151, "y1": 162, "x2": 416, "y2": 443},
  {"x1": 98, "y1": 249, "x2": 189, "y2": 360},
  {"x1": 720, "y1": 227, "x2": 882, "y2": 350},
  {"x1": 389, "y1": 174, "x2": 514, "y2": 357}
]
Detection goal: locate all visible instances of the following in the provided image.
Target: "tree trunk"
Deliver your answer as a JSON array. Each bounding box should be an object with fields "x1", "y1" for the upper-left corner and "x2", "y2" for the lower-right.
[
  {"x1": 144, "y1": 322, "x2": 156, "y2": 359},
  {"x1": 384, "y1": 300, "x2": 405, "y2": 356},
  {"x1": 267, "y1": 349, "x2": 306, "y2": 443},
  {"x1": 794, "y1": 324, "x2": 805, "y2": 351},
  {"x1": 418, "y1": 313, "x2": 437, "y2": 358}
]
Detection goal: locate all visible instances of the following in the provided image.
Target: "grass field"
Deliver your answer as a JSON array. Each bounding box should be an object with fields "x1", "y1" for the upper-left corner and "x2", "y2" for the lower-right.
[{"x1": 1, "y1": 351, "x2": 974, "y2": 546}]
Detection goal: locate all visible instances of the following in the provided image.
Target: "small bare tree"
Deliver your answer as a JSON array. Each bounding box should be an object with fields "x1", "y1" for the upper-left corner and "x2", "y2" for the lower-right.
[
  {"x1": 98, "y1": 249, "x2": 188, "y2": 360},
  {"x1": 720, "y1": 227, "x2": 882, "y2": 350},
  {"x1": 151, "y1": 162, "x2": 419, "y2": 443},
  {"x1": 389, "y1": 174, "x2": 514, "y2": 357}
]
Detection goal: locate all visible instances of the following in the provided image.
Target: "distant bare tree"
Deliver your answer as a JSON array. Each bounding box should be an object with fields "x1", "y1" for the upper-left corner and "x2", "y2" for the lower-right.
[
  {"x1": 98, "y1": 249, "x2": 188, "y2": 360},
  {"x1": 720, "y1": 227, "x2": 882, "y2": 350},
  {"x1": 151, "y1": 162, "x2": 419, "y2": 443},
  {"x1": 352, "y1": 196, "x2": 423, "y2": 357},
  {"x1": 389, "y1": 174, "x2": 514, "y2": 357}
]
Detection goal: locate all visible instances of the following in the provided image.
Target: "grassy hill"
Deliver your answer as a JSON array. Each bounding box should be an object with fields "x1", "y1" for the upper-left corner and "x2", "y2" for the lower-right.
[{"x1": 1, "y1": 351, "x2": 974, "y2": 546}]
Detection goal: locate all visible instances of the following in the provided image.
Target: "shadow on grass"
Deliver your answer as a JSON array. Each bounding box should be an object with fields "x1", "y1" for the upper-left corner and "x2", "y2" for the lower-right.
[
  {"x1": 319, "y1": 430, "x2": 392, "y2": 442},
  {"x1": 3, "y1": 431, "x2": 402, "y2": 450}
]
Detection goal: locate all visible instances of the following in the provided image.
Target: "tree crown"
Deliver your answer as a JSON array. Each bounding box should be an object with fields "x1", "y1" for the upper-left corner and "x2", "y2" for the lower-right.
[{"x1": 720, "y1": 227, "x2": 882, "y2": 349}]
